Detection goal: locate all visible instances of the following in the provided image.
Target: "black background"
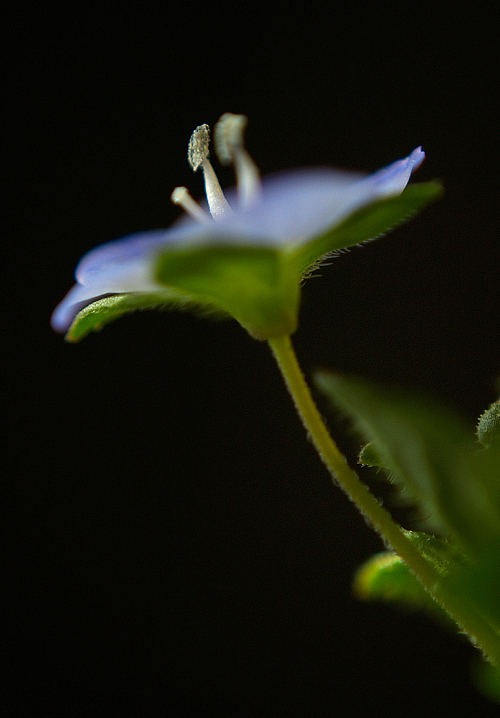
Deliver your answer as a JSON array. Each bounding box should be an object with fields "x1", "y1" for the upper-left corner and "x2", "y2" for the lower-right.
[{"x1": 5, "y1": 2, "x2": 500, "y2": 715}]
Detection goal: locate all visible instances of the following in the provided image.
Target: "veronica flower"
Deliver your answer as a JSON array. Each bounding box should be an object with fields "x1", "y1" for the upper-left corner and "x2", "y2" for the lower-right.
[{"x1": 51, "y1": 114, "x2": 440, "y2": 341}]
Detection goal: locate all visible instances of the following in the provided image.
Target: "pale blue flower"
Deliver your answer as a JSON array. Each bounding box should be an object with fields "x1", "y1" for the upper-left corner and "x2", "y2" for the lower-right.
[{"x1": 51, "y1": 114, "x2": 426, "y2": 336}]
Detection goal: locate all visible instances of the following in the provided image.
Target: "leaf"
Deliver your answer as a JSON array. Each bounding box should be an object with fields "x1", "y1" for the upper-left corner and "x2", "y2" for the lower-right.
[
  {"x1": 472, "y1": 657, "x2": 500, "y2": 703},
  {"x1": 357, "y1": 546, "x2": 500, "y2": 703},
  {"x1": 315, "y1": 372, "x2": 500, "y2": 554},
  {"x1": 292, "y1": 181, "x2": 443, "y2": 276},
  {"x1": 353, "y1": 549, "x2": 454, "y2": 626},
  {"x1": 358, "y1": 441, "x2": 390, "y2": 468}
]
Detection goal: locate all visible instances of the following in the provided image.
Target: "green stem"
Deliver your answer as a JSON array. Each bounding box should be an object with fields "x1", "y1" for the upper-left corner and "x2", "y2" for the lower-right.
[{"x1": 268, "y1": 334, "x2": 500, "y2": 665}]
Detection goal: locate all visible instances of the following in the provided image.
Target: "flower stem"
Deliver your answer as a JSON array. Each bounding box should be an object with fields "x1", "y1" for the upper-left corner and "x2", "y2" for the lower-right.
[{"x1": 268, "y1": 334, "x2": 500, "y2": 665}]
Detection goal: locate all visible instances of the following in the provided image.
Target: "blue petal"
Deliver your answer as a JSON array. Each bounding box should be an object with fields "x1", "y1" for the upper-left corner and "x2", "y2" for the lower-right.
[{"x1": 358, "y1": 146, "x2": 424, "y2": 197}]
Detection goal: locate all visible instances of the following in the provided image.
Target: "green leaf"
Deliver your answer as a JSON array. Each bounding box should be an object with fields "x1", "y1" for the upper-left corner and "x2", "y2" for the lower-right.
[
  {"x1": 292, "y1": 181, "x2": 443, "y2": 276},
  {"x1": 315, "y1": 372, "x2": 500, "y2": 553},
  {"x1": 472, "y1": 657, "x2": 500, "y2": 703},
  {"x1": 358, "y1": 441, "x2": 390, "y2": 468},
  {"x1": 353, "y1": 549, "x2": 453, "y2": 625},
  {"x1": 357, "y1": 545, "x2": 500, "y2": 703},
  {"x1": 402, "y1": 529, "x2": 466, "y2": 573},
  {"x1": 66, "y1": 291, "x2": 199, "y2": 342},
  {"x1": 155, "y1": 244, "x2": 300, "y2": 340}
]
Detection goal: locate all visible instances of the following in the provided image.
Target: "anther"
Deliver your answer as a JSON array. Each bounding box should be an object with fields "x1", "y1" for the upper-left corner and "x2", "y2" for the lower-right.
[
  {"x1": 214, "y1": 113, "x2": 262, "y2": 208},
  {"x1": 188, "y1": 124, "x2": 211, "y2": 171}
]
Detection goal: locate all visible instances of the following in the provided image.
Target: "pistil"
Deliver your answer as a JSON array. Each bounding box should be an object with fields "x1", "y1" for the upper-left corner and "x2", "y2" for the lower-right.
[
  {"x1": 214, "y1": 113, "x2": 262, "y2": 208},
  {"x1": 170, "y1": 186, "x2": 213, "y2": 224}
]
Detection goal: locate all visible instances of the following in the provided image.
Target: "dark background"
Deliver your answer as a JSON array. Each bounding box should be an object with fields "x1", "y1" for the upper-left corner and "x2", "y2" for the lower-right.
[{"x1": 5, "y1": 2, "x2": 500, "y2": 715}]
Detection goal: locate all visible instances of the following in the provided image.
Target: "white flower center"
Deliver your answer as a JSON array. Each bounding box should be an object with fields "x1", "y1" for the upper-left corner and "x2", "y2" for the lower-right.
[{"x1": 171, "y1": 113, "x2": 262, "y2": 224}]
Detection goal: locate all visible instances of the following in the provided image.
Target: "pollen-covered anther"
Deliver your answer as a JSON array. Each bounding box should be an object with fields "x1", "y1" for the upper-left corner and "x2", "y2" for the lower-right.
[
  {"x1": 170, "y1": 186, "x2": 213, "y2": 225},
  {"x1": 187, "y1": 123, "x2": 232, "y2": 222},
  {"x1": 214, "y1": 113, "x2": 262, "y2": 208},
  {"x1": 187, "y1": 124, "x2": 210, "y2": 171}
]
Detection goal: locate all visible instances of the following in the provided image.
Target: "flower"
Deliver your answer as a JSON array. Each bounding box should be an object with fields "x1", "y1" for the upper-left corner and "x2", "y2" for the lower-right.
[{"x1": 51, "y1": 114, "x2": 438, "y2": 341}]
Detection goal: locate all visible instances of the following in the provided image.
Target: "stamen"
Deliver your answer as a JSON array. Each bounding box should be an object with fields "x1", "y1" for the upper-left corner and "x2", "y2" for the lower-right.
[
  {"x1": 187, "y1": 123, "x2": 232, "y2": 221},
  {"x1": 170, "y1": 186, "x2": 213, "y2": 225},
  {"x1": 214, "y1": 113, "x2": 262, "y2": 208},
  {"x1": 214, "y1": 114, "x2": 247, "y2": 165}
]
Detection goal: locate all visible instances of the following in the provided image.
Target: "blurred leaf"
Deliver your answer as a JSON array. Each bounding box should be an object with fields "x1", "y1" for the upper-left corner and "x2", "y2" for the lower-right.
[
  {"x1": 357, "y1": 545, "x2": 500, "y2": 704},
  {"x1": 402, "y1": 529, "x2": 465, "y2": 573},
  {"x1": 315, "y1": 372, "x2": 500, "y2": 554},
  {"x1": 472, "y1": 657, "x2": 500, "y2": 703},
  {"x1": 293, "y1": 181, "x2": 443, "y2": 276},
  {"x1": 354, "y1": 549, "x2": 453, "y2": 626},
  {"x1": 358, "y1": 441, "x2": 390, "y2": 468}
]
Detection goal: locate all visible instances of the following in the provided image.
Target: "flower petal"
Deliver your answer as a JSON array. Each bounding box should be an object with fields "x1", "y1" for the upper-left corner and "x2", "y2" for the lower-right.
[{"x1": 357, "y1": 146, "x2": 425, "y2": 197}]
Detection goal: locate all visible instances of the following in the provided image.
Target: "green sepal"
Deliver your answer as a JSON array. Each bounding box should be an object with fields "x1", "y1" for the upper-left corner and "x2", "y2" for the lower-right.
[
  {"x1": 65, "y1": 291, "x2": 200, "y2": 343},
  {"x1": 315, "y1": 372, "x2": 500, "y2": 554},
  {"x1": 155, "y1": 244, "x2": 300, "y2": 340},
  {"x1": 291, "y1": 181, "x2": 443, "y2": 277}
]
